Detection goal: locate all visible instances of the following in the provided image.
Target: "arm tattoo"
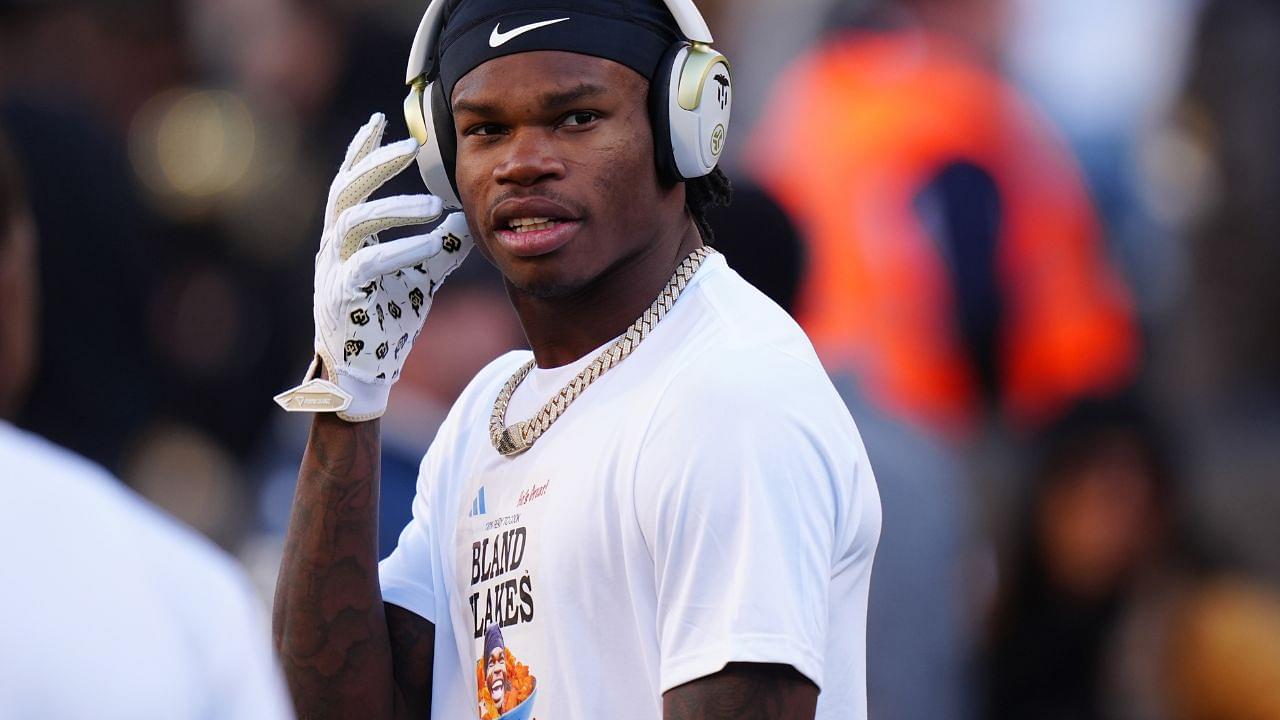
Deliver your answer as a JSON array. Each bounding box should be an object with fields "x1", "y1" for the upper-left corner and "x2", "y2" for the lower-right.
[
  {"x1": 663, "y1": 663, "x2": 819, "y2": 720},
  {"x1": 273, "y1": 414, "x2": 433, "y2": 720}
]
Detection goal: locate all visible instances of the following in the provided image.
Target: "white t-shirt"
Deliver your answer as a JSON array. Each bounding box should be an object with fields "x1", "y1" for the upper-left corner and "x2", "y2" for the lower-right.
[
  {"x1": 0, "y1": 422, "x2": 294, "y2": 720},
  {"x1": 380, "y1": 253, "x2": 881, "y2": 719}
]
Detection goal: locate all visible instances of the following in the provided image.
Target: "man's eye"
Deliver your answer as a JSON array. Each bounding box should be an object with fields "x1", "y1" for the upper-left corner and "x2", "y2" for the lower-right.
[
  {"x1": 560, "y1": 111, "x2": 598, "y2": 128},
  {"x1": 466, "y1": 123, "x2": 506, "y2": 136}
]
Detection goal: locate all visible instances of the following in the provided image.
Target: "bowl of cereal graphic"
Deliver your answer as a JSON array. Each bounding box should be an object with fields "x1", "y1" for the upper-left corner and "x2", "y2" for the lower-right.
[{"x1": 498, "y1": 681, "x2": 537, "y2": 720}]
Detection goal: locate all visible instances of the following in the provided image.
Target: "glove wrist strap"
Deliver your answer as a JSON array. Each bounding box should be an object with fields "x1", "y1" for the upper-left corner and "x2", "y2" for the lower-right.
[{"x1": 273, "y1": 355, "x2": 391, "y2": 422}]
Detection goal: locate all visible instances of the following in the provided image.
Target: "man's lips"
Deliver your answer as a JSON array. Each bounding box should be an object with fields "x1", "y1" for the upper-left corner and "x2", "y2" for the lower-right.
[
  {"x1": 491, "y1": 196, "x2": 582, "y2": 258},
  {"x1": 494, "y1": 219, "x2": 581, "y2": 257}
]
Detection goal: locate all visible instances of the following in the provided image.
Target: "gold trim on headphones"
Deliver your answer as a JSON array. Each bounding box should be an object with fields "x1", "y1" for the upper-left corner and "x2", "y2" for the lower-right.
[
  {"x1": 404, "y1": 78, "x2": 430, "y2": 145},
  {"x1": 676, "y1": 44, "x2": 729, "y2": 112}
]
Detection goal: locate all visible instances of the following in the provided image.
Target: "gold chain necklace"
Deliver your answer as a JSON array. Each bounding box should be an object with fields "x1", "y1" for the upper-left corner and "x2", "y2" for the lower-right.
[{"x1": 489, "y1": 247, "x2": 715, "y2": 456}]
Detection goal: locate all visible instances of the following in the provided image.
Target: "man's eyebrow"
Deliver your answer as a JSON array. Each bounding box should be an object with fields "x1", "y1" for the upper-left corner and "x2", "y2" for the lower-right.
[
  {"x1": 451, "y1": 83, "x2": 610, "y2": 117},
  {"x1": 539, "y1": 83, "x2": 609, "y2": 108},
  {"x1": 451, "y1": 99, "x2": 503, "y2": 118}
]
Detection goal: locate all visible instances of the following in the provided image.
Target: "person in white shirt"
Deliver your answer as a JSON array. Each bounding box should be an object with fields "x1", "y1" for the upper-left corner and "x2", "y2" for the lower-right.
[
  {"x1": 0, "y1": 127, "x2": 294, "y2": 720},
  {"x1": 271, "y1": 1, "x2": 881, "y2": 718}
]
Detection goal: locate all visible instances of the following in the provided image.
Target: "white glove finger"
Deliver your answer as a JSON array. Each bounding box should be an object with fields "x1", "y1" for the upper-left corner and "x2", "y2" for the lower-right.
[
  {"x1": 347, "y1": 233, "x2": 443, "y2": 285},
  {"x1": 341, "y1": 113, "x2": 387, "y2": 173},
  {"x1": 335, "y1": 194, "x2": 443, "y2": 261},
  {"x1": 333, "y1": 138, "x2": 421, "y2": 217},
  {"x1": 346, "y1": 215, "x2": 471, "y2": 283}
]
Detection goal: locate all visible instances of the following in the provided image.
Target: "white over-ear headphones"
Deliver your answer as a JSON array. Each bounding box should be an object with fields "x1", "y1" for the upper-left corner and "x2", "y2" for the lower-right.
[{"x1": 402, "y1": 0, "x2": 732, "y2": 210}]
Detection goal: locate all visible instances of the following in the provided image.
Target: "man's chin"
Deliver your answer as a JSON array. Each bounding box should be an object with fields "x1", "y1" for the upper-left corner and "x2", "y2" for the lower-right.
[{"x1": 504, "y1": 264, "x2": 594, "y2": 300}]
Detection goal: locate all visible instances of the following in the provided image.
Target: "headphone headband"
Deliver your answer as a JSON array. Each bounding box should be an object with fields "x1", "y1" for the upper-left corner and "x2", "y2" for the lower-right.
[{"x1": 405, "y1": 0, "x2": 714, "y2": 84}]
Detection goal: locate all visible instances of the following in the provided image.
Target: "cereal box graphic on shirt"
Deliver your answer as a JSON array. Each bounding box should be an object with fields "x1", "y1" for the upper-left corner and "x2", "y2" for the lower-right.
[
  {"x1": 475, "y1": 623, "x2": 537, "y2": 720},
  {"x1": 461, "y1": 480, "x2": 549, "y2": 720}
]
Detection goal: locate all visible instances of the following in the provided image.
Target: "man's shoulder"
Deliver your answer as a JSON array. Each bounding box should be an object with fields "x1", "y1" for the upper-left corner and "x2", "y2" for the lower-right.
[
  {"x1": 0, "y1": 422, "x2": 250, "y2": 595},
  {"x1": 662, "y1": 252, "x2": 821, "y2": 361},
  {"x1": 0, "y1": 420, "x2": 117, "y2": 490},
  {"x1": 665, "y1": 260, "x2": 835, "y2": 405}
]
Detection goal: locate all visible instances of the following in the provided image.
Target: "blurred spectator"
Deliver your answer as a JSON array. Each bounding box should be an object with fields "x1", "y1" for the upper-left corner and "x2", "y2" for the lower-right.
[
  {"x1": 985, "y1": 399, "x2": 1280, "y2": 720},
  {"x1": 747, "y1": 0, "x2": 1141, "y2": 717},
  {"x1": 1006, "y1": 0, "x2": 1203, "y2": 316},
  {"x1": 1172, "y1": 0, "x2": 1280, "y2": 404},
  {"x1": 750, "y1": 2, "x2": 1137, "y2": 437},
  {"x1": 0, "y1": 1, "x2": 166, "y2": 473},
  {"x1": 0, "y1": 121, "x2": 293, "y2": 720},
  {"x1": 1156, "y1": 0, "x2": 1280, "y2": 586}
]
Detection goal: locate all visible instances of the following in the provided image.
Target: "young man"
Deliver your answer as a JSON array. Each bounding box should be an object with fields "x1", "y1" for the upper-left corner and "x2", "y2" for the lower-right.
[
  {"x1": 0, "y1": 128, "x2": 293, "y2": 720},
  {"x1": 272, "y1": 1, "x2": 880, "y2": 718}
]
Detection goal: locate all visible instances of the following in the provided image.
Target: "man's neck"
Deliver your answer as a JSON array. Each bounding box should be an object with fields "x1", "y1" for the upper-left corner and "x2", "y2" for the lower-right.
[{"x1": 508, "y1": 220, "x2": 703, "y2": 368}]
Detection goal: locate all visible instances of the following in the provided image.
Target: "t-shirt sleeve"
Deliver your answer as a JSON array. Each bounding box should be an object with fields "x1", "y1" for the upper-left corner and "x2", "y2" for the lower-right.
[
  {"x1": 379, "y1": 451, "x2": 442, "y2": 623},
  {"x1": 634, "y1": 360, "x2": 849, "y2": 694}
]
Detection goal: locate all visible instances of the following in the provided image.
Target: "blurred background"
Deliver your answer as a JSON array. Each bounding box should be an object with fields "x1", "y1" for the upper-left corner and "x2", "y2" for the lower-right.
[{"x1": 2, "y1": 0, "x2": 1279, "y2": 717}]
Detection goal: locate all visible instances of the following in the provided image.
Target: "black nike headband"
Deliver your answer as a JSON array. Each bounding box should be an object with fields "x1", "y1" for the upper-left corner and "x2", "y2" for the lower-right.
[{"x1": 437, "y1": 0, "x2": 683, "y2": 103}]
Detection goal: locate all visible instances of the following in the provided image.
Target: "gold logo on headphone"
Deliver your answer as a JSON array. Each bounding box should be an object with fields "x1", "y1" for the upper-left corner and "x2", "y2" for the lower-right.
[{"x1": 710, "y1": 124, "x2": 725, "y2": 156}]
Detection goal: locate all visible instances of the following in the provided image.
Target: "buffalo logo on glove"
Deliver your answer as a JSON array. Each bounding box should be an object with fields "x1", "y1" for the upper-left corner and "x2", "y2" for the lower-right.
[
  {"x1": 409, "y1": 287, "x2": 425, "y2": 316},
  {"x1": 350, "y1": 308, "x2": 371, "y2": 326},
  {"x1": 376, "y1": 304, "x2": 385, "y2": 330},
  {"x1": 344, "y1": 339, "x2": 364, "y2": 361},
  {"x1": 360, "y1": 281, "x2": 378, "y2": 299}
]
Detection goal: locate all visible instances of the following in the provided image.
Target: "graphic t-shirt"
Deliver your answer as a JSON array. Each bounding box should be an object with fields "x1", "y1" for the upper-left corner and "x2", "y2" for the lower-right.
[{"x1": 379, "y1": 253, "x2": 881, "y2": 719}]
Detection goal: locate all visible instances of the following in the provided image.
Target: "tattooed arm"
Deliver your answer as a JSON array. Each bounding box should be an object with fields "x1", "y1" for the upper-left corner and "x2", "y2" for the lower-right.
[
  {"x1": 663, "y1": 663, "x2": 818, "y2": 720},
  {"x1": 272, "y1": 413, "x2": 434, "y2": 719}
]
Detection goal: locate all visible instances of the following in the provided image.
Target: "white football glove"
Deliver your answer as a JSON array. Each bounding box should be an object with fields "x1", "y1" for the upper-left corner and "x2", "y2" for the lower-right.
[{"x1": 274, "y1": 113, "x2": 473, "y2": 422}]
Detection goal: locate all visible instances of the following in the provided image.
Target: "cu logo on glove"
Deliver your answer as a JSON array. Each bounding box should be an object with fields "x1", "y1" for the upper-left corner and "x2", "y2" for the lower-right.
[
  {"x1": 350, "y1": 308, "x2": 370, "y2": 326},
  {"x1": 409, "y1": 287, "x2": 425, "y2": 316},
  {"x1": 442, "y1": 233, "x2": 463, "y2": 253},
  {"x1": 344, "y1": 339, "x2": 364, "y2": 361}
]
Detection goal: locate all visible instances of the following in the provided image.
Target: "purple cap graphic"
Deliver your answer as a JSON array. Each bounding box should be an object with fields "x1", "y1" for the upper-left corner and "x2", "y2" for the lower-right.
[{"x1": 484, "y1": 623, "x2": 505, "y2": 659}]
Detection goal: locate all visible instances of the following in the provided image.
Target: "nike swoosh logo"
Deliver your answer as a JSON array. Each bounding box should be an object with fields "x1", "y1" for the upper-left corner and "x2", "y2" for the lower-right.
[{"x1": 489, "y1": 17, "x2": 570, "y2": 47}]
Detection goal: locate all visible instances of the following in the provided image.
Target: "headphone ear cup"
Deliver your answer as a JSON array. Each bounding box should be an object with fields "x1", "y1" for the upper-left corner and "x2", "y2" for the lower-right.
[
  {"x1": 648, "y1": 41, "x2": 686, "y2": 186},
  {"x1": 665, "y1": 45, "x2": 731, "y2": 181},
  {"x1": 411, "y1": 82, "x2": 462, "y2": 209},
  {"x1": 430, "y1": 81, "x2": 460, "y2": 197},
  {"x1": 421, "y1": 81, "x2": 462, "y2": 209}
]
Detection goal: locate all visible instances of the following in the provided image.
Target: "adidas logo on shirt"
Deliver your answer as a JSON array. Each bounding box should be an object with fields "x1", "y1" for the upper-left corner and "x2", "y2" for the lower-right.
[{"x1": 468, "y1": 487, "x2": 487, "y2": 517}]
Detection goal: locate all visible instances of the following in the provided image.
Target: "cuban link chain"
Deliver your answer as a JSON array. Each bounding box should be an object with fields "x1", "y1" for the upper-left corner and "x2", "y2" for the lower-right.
[{"x1": 490, "y1": 246, "x2": 715, "y2": 456}]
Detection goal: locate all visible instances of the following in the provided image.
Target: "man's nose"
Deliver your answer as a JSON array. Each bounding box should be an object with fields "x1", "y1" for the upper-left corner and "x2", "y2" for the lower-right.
[{"x1": 492, "y1": 129, "x2": 565, "y2": 186}]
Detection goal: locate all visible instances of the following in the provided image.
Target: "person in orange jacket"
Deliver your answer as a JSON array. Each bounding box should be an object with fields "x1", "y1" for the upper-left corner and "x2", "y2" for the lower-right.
[
  {"x1": 748, "y1": 1, "x2": 1140, "y2": 718},
  {"x1": 749, "y1": 5, "x2": 1137, "y2": 440}
]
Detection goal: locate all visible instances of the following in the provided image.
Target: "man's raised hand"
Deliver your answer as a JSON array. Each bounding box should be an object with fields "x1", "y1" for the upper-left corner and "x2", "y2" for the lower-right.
[{"x1": 275, "y1": 112, "x2": 473, "y2": 422}]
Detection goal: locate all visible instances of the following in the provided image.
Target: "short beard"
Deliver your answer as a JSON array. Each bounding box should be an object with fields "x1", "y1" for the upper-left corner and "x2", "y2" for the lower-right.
[{"x1": 507, "y1": 275, "x2": 590, "y2": 300}]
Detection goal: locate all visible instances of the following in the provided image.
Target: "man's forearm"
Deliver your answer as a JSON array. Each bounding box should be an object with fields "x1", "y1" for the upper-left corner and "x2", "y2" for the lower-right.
[{"x1": 273, "y1": 413, "x2": 396, "y2": 719}]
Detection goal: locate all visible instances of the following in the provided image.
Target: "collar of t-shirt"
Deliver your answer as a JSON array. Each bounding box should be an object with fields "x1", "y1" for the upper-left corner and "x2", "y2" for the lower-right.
[
  {"x1": 504, "y1": 334, "x2": 618, "y2": 423},
  {"x1": 503, "y1": 253, "x2": 722, "y2": 423}
]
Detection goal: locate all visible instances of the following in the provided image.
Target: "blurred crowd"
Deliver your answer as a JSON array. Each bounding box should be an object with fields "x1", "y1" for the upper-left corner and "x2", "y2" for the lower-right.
[{"x1": 2, "y1": 0, "x2": 1279, "y2": 718}]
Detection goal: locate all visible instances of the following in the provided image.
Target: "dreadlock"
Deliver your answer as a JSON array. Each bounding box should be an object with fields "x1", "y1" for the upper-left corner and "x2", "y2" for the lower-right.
[{"x1": 685, "y1": 166, "x2": 732, "y2": 244}]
